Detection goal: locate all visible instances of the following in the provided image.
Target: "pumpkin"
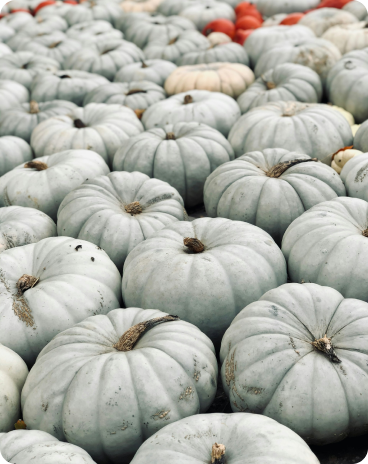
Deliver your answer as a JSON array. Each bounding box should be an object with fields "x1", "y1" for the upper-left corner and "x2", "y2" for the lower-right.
[
  {"x1": 130, "y1": 413, "x2": 319, "y2": 464},
  {"x1": 0, "y1": 149, "x2": 109, "y2": 220},
  {"x1": 322, "y1": 21, "x2": 368, "y2": 54},
  {"x1": 65, "y1": 20, "x2": 123, "y2": 44},
  {"x1": 326, "y1": 48, "x2": 368, "y2": 124},
  {"x1": 21, "y1": 307, "x2": 218, "y2": 462},
  {"x1": 343, "y1": 0, "x2": 368, "y2": 20},
  {"x1": 0, "y1": 11, "x2": 33, "y2": 31},
  {"x1": 255, "y1": 38, "x2": 341, "y2": 82},
  {"x1": 245, "y1": 25, "x2": 316, "y2": 68},
  {"x1": 0, "y1": 44, "x2": 12, "y2": 59},
  {"x1": 164, "y1": 63, "x2": 255, "y2": 98},
  {"x1": 34, "y1": 1, "x2": 73, "y2": 18},
  {"x1": 204, "y1": 149, "x2": 345, "y2": 245},
  {"x1": 255, "y1": 0, "x2": 320, "y2": 16},
  {"x1": 229, "y1": 101, "x2": 354, "y2": 163},
  {"x1": 178, "y1": 42, "x2": 250, "y2": 66},
  {"x1": 0, "y1": 24, "x2": 15, "y2": 42},
  {"x1": 122, "y1": 217, "x2": 287, "y2": 345},
  {"x1": 21, "y1": 14, "x2": 68, "y2": 35},
  {"x1": 206, "y1": 31, "x2": 232, "y2": 45},
  {"x1": 117, "y1": 13, "x2": 196, "y2": 49},
  {"x1": 355, "y1": 119, "x2": 368, "y2": 152},
  {"x1": 0, "y1": 136, "x2": 32, "y2": 177},
  {"x1": 280, "y1": 12, "x2": 305, "y2": 25},
  {"x1": 57, "y1": 172, "x2": 185, "y2": 271},
  {"x1": 0, "y1": 100, "x2": 77, "y2": 143},
  {"x1": 157, "y1": 0, "x2": 208, "y2": 16},
  {"x1": 64, "y1": 1, "x2": 122, "y2": 27},
  {"x1": 235, "y1": 2, "x2": 263, "y2": 22},
  {"x1": 0, "y1": 52, "x2": 60, "y2": 91},
  {"x1": 235, "y1": 15, "x2": 262, "y2": 30},
  {"x1": 331, "y1": 146, "x2": 362, "y2": 173},
  {"x1": 179, "y1": 1, "x2": 236, "y2": 31},
  {"x1": 238, "y1": 63, "x2": 322, "y2": 114},
  {"x1": 0, "y1": 80, "x2": 29, "y2": 112},
  {"x1": 0, "y1": 345, "x2": 28, "y2": 433},
  {"x1": 317, "y1": 0, "x2": 355, "y2": 8},
  {"x1": 299, "y1": 8, "x2": 358, "y2": 36},
  {"x1": 0, "y1": 430, "x2": 97, "y2": 464},
  {"x1": 113, "y1": 122, "x2": 234, "y2": 208},
  {"x1": 220, "y1": 282, "x2": 368, "y2": 444},
  {"x1": 340, "y1": 152, "x2": 368, "y2": 201},
  {"x1": 0, "y1": 236, "x2": 121, "y2": 366},
  {"x1": 31, "y1": 104, "x2": 144, "y2": 167},
  {"x1": 114, "y1": 59, "x2": 177, "y2": 87},
  {"x1": 142, "y1": 90, "x2": 241, "y2": 137},
  {"x1": 202, "y1": 18, "x2": 236, "y2": 38},
  {"x1": 120, "y1": 0, "x2": 164, "y2": 13},
  {"x1": 30, "y1": 70, "x2": 108, "y2": 106},
  {"x1": 233, "y1": 29, "x2": 253, "y2": 44}
]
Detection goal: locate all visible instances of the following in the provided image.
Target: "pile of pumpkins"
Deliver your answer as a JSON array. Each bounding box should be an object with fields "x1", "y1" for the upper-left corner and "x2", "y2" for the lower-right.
[{"x1": 1, "y1": 0, "x2": 368, "y2": 463}]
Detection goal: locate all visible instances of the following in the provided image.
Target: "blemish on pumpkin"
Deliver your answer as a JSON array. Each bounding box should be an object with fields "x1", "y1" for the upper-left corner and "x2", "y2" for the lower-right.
[
  {"x1": 193, "y1": 370, "x2": 201, "y2": 382},
  {"x1": 243, "y1": 386, "x2": 265, "y2": 395},
  {"x1": 354, "y1": 163, "x2": 368, "y2": 183},
  {"x1": 289, "y1": 336, "x2": 300, "y2": 356},
  {"x1": 91, "y1": 257, "x2": 95, "y2": 262},
  {"x1": 152, "y1": 410, "x2": 170, "y2": 421},
  {"x1": 75, "y1": 245, "x2": 82, "y2": 251},
  {"x1": 42, "y1": 403, "x2": 48, "y2": 412},
  {"x1": 179, "y1": 387, "x2": 194, "y2": 400}
]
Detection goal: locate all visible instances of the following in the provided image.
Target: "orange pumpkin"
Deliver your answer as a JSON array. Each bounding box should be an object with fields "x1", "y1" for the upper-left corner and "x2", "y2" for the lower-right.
[
  {"x1": 202, "y1": 19, "x2": 236, "y2": 39},
  {"x1": 280, "y1": 13, "x2": 305, "y2": 25},
  {"x1": 233, "y1": 29, "x2": 254, "y2": 45},
  {"x1": 316, "y1": 0, "x2": 353, "y2": 8},
  {"x1": 33, "y1": 0, "x2": 56, "y2": 13},
  {"x1": 235, "y1": 2, "x2": 263, "y2": 22},
  {"x1": 235, "y1": 15, "x2": 262, "y2": 30}
]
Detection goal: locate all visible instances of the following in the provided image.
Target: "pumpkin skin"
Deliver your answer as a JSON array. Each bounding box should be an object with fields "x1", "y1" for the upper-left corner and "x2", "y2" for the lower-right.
[
  {"x1": 262, "y1": 13, "x2": 288, "y2": 27},
  {"x1": 0, "y1": 430, "x2": 97, "y2": 464},
  {"x1": 340, "y1": 153, "x2": 368, "y2": 201},
  {"x1": 204, "y1": 149, "x2": 346, "y2": 245},
  {"x1": 157, "y1": 0, "x2": 208, "y2": 16},
  {"x1": 237, "y1": 63, "x2": 323, "y2": 114},
  {"x1": 0, "y1": 206, "x2": 56, "y2": 254},
  {"x1": 57, "y1": 172, "x2": 185, "y2": 272},
  {"x1": 142, "y1": 90, "x2": 241, "y2": 137},
  {"x1": 0, "y1": 136, "x2": 32, "y2": 177},
  {"x1": 331, "y1": 147, "x2": 363, "y2": 173},
  {"x1": 343, "y1": 1, "x2": 368, "y2": 20},
  {"x1": 178, "y1": 42, "x2": 250, "y2": 66},
  {"x1": 121, "y1": 0, "x2": 164, "y2": 13},
  {"x1": 130, "y1": 413, "x2": 319, "y2": 464},
  {"x1": 30, "y1": 70, "x2": 108, "y2": 106},
  {"x1": 0, "y1": 100, "x2": 77, "y2": 143},
  {"x1": 0, "y1": 44, "x2": 12, "y2": 59},
  {"x1": 355, "y1": 119, "x2": 368, "y2": 152},
  {"x1": 322, "y1": 21, "x2": 368, "y2": 54},
  {"x1": 21, "y1": 14, "x2": 68, "y2": 35},
  {"x1": 0, "y1": 12, "x2": 33, "y2": 31},
  {"x1": 114, "y1": 59, "x2": 177, "y2": 87},
  {"x1": 64, "y1": 1, "x2": 122, "y2": 27},
  {"x1": 206, "y1": 31, "x2": 232, "y2": 45},
  {"x1": 164, "y1": 63, "x2": 255, "y2": 99},
  {"x1": 64, "y1": 39, "x2": 145, "y2": 81},
  {"x1": 0, "y1": 345, "x2": 28, "y2": 433},
  {"x1": 255, "y1": 0, "x2": 320, "y2": 16},
  {"x1": 179, "y1": 1, "x2": 236, "y2": 31},
  {"x1": 113, "y1": 122, "x2": 234, "y2": 208},
  {"x1": 35, "y1": 2, "x2": 73, "y2": 18},
  {"x1": 221, "y1": 282, "x2": 368, "y2": 445},
  {"x1": 299, "y1": 8, "x2": 358, "y2": 37},
  {"x1": 122, "y1": 217, "x2": 287, "y2": 345},
  {"x1": 228, "y1": 101, "x2": 354, "y2": 163},
  {"x1": 0, "y1": 80, "x2": 29, "y2": 112},
  {"x1": 0, "y1": 24, "x2": 15, "y2": 43},
  {"x1": 21, "y1": 307, "x2": 218, "y2": 463},
  {"x1": 30, "y1": 104, "x2": 143, "y2": 166},
  {"x1": 6, "y1": 30, "x2": 67, "y2": 53},
  {"x1": 202, "y1": 18, "x2": 236, "y2": 38},
  {"x1": 66, "y1": 20, "x2": 123, "y2": 44},
  {"x1": 0, "y1": 150, "x2": 109, "y2": 221}
]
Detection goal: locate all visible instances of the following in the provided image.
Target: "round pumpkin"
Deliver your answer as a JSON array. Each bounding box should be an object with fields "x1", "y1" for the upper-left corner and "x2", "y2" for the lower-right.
[
  {"x1": 0, "y1": 345, "x2": 28, "y2": 433},
  {"x1": 331, "y1": 146, "x2": 363, "y2": 173},
  {"x1": 178, "y1": 42, "x2": 250, "y2": 66},
  {"x1": 0, "y1": 24, "x2": 15, "y2": 42},
  {"x1": 164, "y1": 62, "x2": 255, "y2": 98},
  {"x1": 114, "y1": 59, "x2": 177, "y2": 87},
  {"x1": 0, "y1": 150, "x2": 109, "y2": 221},
  {"x1": 179, "y1": 1, "x2": 236, "y2": 31},
  {"x1": 340, "y1": 152, "x2": 368, "y2": 201},
  {"x1": 229, "y1": 101, "x2": 354, "y2": 163},
  {"x1": 235, "y1": 15, "x2": 262, "y2": 30},
  {"x1": 64, "y1": 1, "x2": 122, "y2": 27},
  {"x1": 343, "y1": 0, "x2": 368, "y2": 20},
  {"x1": 113, "y1": 122, "x2": 234, "y2": 208},
  {"x1": 57, "y1": 172, "x2": 185, "y2": 271},
  {"x1": 0, "y1": 136, "x2": 32, "y2": 176},
  {"x1": 237, "y1": 63, "x2": 323, "y2": 114},
  {"x1": 65, "y1": 20, "x2": 123, "y2": 44},
  {"x1": 30, "y1": 103, "x2": 143, "y2": 166},
  {"x1": 355, "y1": 119, "x2": 368, "y2": 152},
  {"x1": 221, "y1": 282, "x2": 368, "y2": 444},
  {"x1": 21, "y1": 307, "x2": 218, "y2": 462},
  {"x1": 142, "y1": 90, "x2": 241, "y2": 137},
  {"x1": 322, "y1": 21, "x2": 368, "y2": 54},
  {"x1": 130, "y1": 413, "x2": 319, "y2": 464},
  {"x1": 235, "y1": 2, "x2": 263, "y2": 22},
  {"x1": 204, "y1": 149, "x2": 345, "y2": 245},
  {"x1": 299, "y1": 7, "x2": 358, "y2": 36},
  {"x1": 0, "y1": 80, "x2": 29, "y2": 112},
  {"x1": 122, "y1": 217, "x2": 287, "y2": 345},
  {"x1": 202, "y1": 18, "x2": 236, "y2": 38}
]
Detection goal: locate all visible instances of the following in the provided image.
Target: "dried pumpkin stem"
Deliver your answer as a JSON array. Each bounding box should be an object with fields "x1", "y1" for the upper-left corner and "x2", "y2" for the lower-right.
[
  {"x1": 29, "y1": 100, "x2": 39, "y2": 114},
  {"x1": 48, "y1": 41, "x2": 61, "y2": 49},
  {"x1": 267, "y1": 158, "x2": 318, "y2": 178},
  {"x1": 362, "y1": 229, "x2": 368, "y2": 237},
  {"x1": 125, "y1": 201, "x2": 143, "y2": 215},
  {"x1": 312, "y1": 334, "x2": 341, "y2": 363},
  {"x1": 166, "y1": 132, "x2": 176, "y2": 140},
  {"x1": 126, "y1": 89, "x2": 147, "y2": 96},
  {"x1": 141, "y1": 60, "x2": 148, "y2": 68},
  {"x1": 16, "y1": 274, "x2": 39, "y2": 296},
  {"x1": 24, "y1": 161, "x2": 48, "y2": 171},
  {"x1": 211, "y1": 443, "x2": 226, "y2": 464},
  {"x1": 266, "y1": 81, "x2": 276, "y2": 90},
  {"x1": 114, "y1": 315, "x2": 180, "y2": 351},
  {"x1": 184, "y1": 95, "x2": 193, "y2": 104},
  {"x1": 59, "y1": 74, "x2": 71, "y2": 79},
  {"x1": 184, "y1": 237, "x2": 205, "y2": 253},
  {"x1": 134, "y1": 109, "x2": 145, "y2": 119},
  {"x1": 168, "y1": 36, "x2": 178, "y2": 45},
  {"x1": 331, "y1": 145, "x2": 354, "y2": 161},
  {"x1": 74, "y1": 119, "x2": 86, "y2": 128}
]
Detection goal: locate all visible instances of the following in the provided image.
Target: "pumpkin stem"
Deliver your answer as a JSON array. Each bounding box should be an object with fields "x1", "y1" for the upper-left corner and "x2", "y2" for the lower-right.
[
  {"x1": 101, "y1": 48, "x2": 116, "y2": 55},
  {"x1": 14, "y1": 419, "x2": 27, "y2": 430},
  {"x1": 266, "y1": 158, "x2": 318, "y2": 178},
  {"x1": 211, "y1": 443, "x2": 226, "y2": 464},
  {"x1": 312, "y1": 334, "x2": 341, "y2": 363},
  {"x1": 16, "y1": 274, "x2": 39, "y2": 296},
  {"x1": 59, "y1": 74, "x2": 71, "y2": 79},
  {"x1": 184, "y1": 95, "x2": 193, "y2": 104},
  {"x1": 184, "y1": 237, "x2": 205, "y2": 253},
  {"x1": 126, "y1": 89, "x2": 147, "y2": 96},
  {"x1": 74, "y1": 119, "x2": 86, "y2": 128},
  {"x1": 24, "y1": 160, "x2": 48, "y2": 171},
  {"x1": 29, "y1": 100, "x2": 39, "y2": 114},
  {"x1": 21, "y1": 62, "x2": 30, "y2": 69},
  {"x1": 166, "y1": 132, "x2": 176, "y2": 140},
  {"x1": 141, "y1": 60, "x2": 148, "y2": 68},
  {"x1": 266, "y1": 81, "x2": 276, "y2": 90},
  {"x1": 48, "y1": 41, "x2": 61, "y2": 49},
  {"x1": 362, "y1": 229, "x2": 368, "y2": 237},
  {"x1": 168, "y1": 36, "x2": 178, "y2": 45},
  {"x1": 125, "y1": 201, "x2": 143, "y2": 215},
  {"x1": 134, "y1": 109, "x2": 145, "y2": 119},
  {"x1": 331, "y1": 145, "x2": 354, "y2": 161},
  {"x1": 114, "y1": 315, "x2": 180, "y2": 351}
]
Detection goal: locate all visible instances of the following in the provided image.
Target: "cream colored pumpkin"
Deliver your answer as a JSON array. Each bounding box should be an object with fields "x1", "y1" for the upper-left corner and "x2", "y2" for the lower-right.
[
  {"x1": 207, "y1": 32, "x2": 232, "y2": 46},
  {"x1": 331, "y1": 147, "x2": 363, "y2": 174},
  {"x1": 322, "y1": 21, "x2": 368, "y2": 54},
  {"x1": 352, "y1": 124, "x2": 361, "y2": 136},
  {"x1": 165, "y1": 62, "x2": 255, "y2": 98},
  {"x1": 330, "y1": 105, "x2": 355, "y2": 126},
  {"x1": 120, "y1": 0, "x2": 164, "y2": 12}
]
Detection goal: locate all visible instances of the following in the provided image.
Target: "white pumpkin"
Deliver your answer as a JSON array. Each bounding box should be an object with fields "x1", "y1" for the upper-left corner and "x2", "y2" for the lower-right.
[
  {"x1": 30, "y1": 70, "x2": 109, "y2": 106},
  {"x1": 57, "y1": 171, "x2": 185, "y2": 271},
  {"x1": 299, "y1": 8, "x2": 359, "y2": 37},
  {"x1": 340, "y1": 153, "x2": 368, "y2": 201},
  {"x1": 64, "y1": 39, "x2": 145, "y2": 81},
  {"x1": 178, "y1": 42, "x2": 250, "y2": 66},
  {"x1": 142, "y1": 90, "x2": 241, "y2": 137},
  {"x1": 254, "y1": 0, "x2": 320, "y2": 16},
  {"x1": 64, "y1": 1, "x2": 122, "y2": 27},
  {"x1": 122, "y1": 217, "x2": 287, "y2": 345},
  {"x1": 165, "y1": 63, "x2": 255, "y2": 99},
  {"x1": 331, "y1": 146, "x2": 363, "y2": 173},
  {"x1": 0, "y1": 12, "x2": 34, "y2": 31},
  {"x1": 0, "y1": 44, "x2": 12, "y2": 59},
  {"x1": 0, "y1": 24, "x2": 15, "y2": 43},
  {"x1": 0, "y1": 236, "x2": 121, "y2": 366},
  {"x1": 238, "y1": 63, "x2": 323, "y2": 114},
  {"x1": 5, "y1": 30, "x2": 65, "y2": 53},
  {"x1": 0, "y1": 430, "x2": 97, "y2": 464},
  {"x1": 229, "y1": 101, "x2": 354, "y2": 163},
  {"x1": 0, "y1": 136, "x2": 32, "y2": 177},
  {"x1": 157, "y1": 0, "x2": 208, "y2": 16},
  {"x1": 121, "y1": 0, "x2": 164, "y2": 13},
  {"x1": 343, "y1": 0, "x2": 368, "y2": 20},
  {"x1": 355, "y1": 119, "x2": 368, "y2": 152},
  {"x1": 0, "y1": 100, "x2": 77, "y2": 143},
  {"x1": 179, "y1": 0, "x2": 235, "y2": 31},
  {"x1": 207, "y1": 31, "x2": 232, "y2": 45},
  {"x1": 220, "y1": 282, "x2": 368, "y2": 444},
  {"x1": 113, "y1": 122, "x2": 234, "y2": 207},
  {"x1": 21, "y1": 14, "x2": 68, "y2": 35},
  {"x1": 31, "y1": 104, "x2": 144, "y2": 166},
  {"x1": 322, "y1": 21, "x2": 368, "y2": 54},
  {"x1": 0, "y1": 52, "x2": 60, "y2": 91},
  {"x1": 21, "y1": 308, "x2": 218, "y2": 463},
  {"x1": 65, "y1": 20, "x2": 123, "y2": 44},
  {"x1": 0, "y1": 345, "x2": 28, "y2": 433},
  {"x1": 0, "y1": 150, "x2": 110, "y2": 221},
  {"x1": 204, "y1": 149, "x2": 346, "y2": 245},
  {"x1": 0, "y1": 80, "x2": 29, "y2": 112},
  {"x1": 114, "y1": 59, "x2": 177, "y2": 87}
]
